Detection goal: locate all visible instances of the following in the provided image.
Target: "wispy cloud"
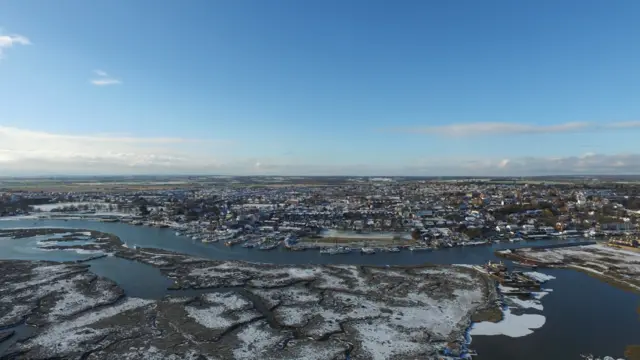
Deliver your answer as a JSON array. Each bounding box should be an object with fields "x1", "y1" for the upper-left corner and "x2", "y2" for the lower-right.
[
  {"x1": 605, "y1": 121, "x2": 640, "y2": 129},
  {"x1": 392, "y1": 121, "x2": 640, "y2": 137},
  {"x1": 0, "y1": 126, "x2": 232, "y2": 175},
  {"x1": 90, "y1": 70, "x2": 121, "y2": 86},
  {"x1": 475, "y1": 153, "x2": 640, "y2": 175},
  {"x1": 1, "y1": 126, "x2": 640, "y2": 176},
  {"x1": 0, "y1": 32, "x2": 30, "y2": 58},
  {"x1": 216, "y1": 153, "x2": 640, "y2": 176}
]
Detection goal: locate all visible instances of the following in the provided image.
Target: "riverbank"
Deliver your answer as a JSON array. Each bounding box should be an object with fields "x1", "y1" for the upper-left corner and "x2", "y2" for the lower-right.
[
  {"x1": 2, "y1": 212, "x2": 605, "y2": 256},
  {"x1": 496, "y1": 243, "x2": 640, "y2": 294}
]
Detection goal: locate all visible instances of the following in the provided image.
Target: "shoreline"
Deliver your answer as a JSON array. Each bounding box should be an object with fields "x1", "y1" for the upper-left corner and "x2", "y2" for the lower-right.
[
  {"x1": 495, "y1": 246, "x2": 640, "y2": 295},
  {"x1": 1, "y1": 213, "x2": 613, "y2": 256}
]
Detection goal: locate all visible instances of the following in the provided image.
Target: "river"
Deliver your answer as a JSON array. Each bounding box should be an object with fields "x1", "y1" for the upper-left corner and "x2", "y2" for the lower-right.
[{"x1": 0, "y1": 218, "x2": 638, "y2": 359}]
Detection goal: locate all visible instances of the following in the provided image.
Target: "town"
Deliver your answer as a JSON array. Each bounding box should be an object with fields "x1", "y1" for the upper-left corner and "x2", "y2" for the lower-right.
[{"x1": 1, "y1": 176, "x2": 639, "y2": 255}]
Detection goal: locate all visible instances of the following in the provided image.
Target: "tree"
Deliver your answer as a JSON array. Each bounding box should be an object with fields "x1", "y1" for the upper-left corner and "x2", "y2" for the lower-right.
[
  {"x1": 139, "y1": 205, "x2": 150, "y2": 216},
  {"x1": 463, "y1": 227, "x2": 483, "y2": 239},
  {"x1": 411, "y1": 228, "x2": 421, "y2": 241}
]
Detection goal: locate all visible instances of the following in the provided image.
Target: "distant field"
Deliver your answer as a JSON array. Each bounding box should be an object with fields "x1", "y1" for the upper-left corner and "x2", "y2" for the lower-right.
[
  {"x1": 0, "y1": 180, "x2": 203, "y2": 192},
  {"x1": 487, "y1": 180, "x2": 576, "y2": 185}
]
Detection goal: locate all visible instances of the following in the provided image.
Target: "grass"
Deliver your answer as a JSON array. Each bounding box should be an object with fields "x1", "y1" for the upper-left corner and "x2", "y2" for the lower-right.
[
  {"x1": 624, "y1": 307, "x2": 640, "y2": 360},
  {"x1": 471, "y1": 305, "x2": 503, "y2": 323}
]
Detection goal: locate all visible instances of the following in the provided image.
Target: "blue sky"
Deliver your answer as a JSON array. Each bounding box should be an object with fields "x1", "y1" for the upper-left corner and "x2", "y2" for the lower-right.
[{"x1": 1, "y1": 0, "x2": 640, "y2": 175}]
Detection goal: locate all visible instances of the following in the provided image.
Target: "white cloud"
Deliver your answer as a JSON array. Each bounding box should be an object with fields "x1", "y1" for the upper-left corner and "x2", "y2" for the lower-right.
[
  {"x1": 0, "y1": 33, "x2": 30, "y2": 58},
  {"x1": 1, "y1": 126, "x2": 639, "y2": 176},
  {"x1": 394, "y1": 121, "x2": 640, "y2": 137},
  {"x1": 447, "y1": 153, "x2": 640, "y2": 176},
  {"x1": 0, "y1": 126, "x2": 231, "y2": 175},
  {"x1": 605, "y1": 121, "x2": 640, "y2": 129},
  {"x1": 90, "y1": 70, "x2": 121, "y2": 86}
]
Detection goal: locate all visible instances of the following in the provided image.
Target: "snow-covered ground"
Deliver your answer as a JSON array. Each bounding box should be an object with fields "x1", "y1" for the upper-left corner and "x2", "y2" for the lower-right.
[
  {"x1": 521, "y1": 244, "x2": 640, "y2": 273},
  {"x1": 0, "y1": 261, "x2": 123, "y2": 329},
  {"x1": 184, "y1": 292, "x2": 261, "y2": 332},
  {"x1": 469, "y1": 308, "x2": 546, "y2": 338},
  {"x1": 518, "y1": 244, "x2": 640, "y2": 290},
  {"x1": 3, "y1": 257, "x2": 496, "y2": 359},
  {"x1": 469, "y1": 271, "x2": 555, "y2": 340},
  {"x1": 22, "y1": 298, "x2": 152, "y2": 354}
]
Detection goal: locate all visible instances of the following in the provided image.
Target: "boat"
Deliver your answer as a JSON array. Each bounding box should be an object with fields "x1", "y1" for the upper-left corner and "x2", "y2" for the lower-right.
[
  {"x1": 335, "y1": 246, "x2": 352, "y2": 254},
  {"x1": 484, "y1": 260, "x2": 507, "y2": 273},
  {"x1": 465, "y1": 240, "x2": 489, "y2": 246},
  {"x1": 320, "y1": 246, "x2": 352, "y2": 255},
  {"x1": 259, "y1": 243, "x2": 279, "y2": 251},
  {"x1": 242, "y1": 242, "x2": 257, "y2": 248},
  {"x1": 387, "y1": 247, "x2": 400, "y2": 253},
  {"x1": 409, "y1": 246, "x2": 432, "y2": 252},
  {"x1": 512, "y1": 261, "x2": 538, "y2": 269},
  {"x1": 361, "y1": 247, "x2": 376, "y2": 255},
  {"x1": 175, "y1": 232, "x2": 181, "y2": 236}
]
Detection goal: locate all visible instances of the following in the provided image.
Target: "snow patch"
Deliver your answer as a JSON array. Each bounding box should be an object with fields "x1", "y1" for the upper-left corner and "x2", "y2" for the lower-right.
[
  {"x1": 185, "y1": 292, "x2": 260, "y2": 331},
  {"x1": 469, "y1": 308, "x2": 546, "y2": 338},
  {"x1": 350, "y1": 319, "x2": 424, "y2": 360},
  {"x1": 233, "y1": 320, "x2": 289, "y2": 360},
  {"x1": 524, "y1": 272, "x2": 556, "y2": 283},
  {"x1": 23, "y1": 298, "x2": 152, "y2": 353},
  {"x1": 506, "y1": 297, "x2": 543, "y2": 311}
]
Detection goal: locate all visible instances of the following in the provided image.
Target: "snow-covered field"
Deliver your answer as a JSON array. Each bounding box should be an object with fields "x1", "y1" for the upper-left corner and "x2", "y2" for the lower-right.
[
  {"x1": 521, "y1": 245, "x2": 640, "y2": 271},
  {"x1": 1, "y1": 256, "x2": 498, "y2": 359},
  {"x1": 0, "y1": 261, "x2": 123, "y2": 330},
  {"x1": 518, "y1": 244, "x2": 640, "y2": 290}
]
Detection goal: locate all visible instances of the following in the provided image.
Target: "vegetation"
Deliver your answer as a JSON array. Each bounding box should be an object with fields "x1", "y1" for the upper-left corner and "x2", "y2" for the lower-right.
[{"x1": 624, "y1": 306, "x2": 640, "y2": 360}]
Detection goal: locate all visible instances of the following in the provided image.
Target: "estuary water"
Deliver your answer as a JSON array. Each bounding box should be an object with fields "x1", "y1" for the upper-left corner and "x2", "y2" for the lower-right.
[{"x1": 0, "y1": 218, "x2": 637, "y2": 359}]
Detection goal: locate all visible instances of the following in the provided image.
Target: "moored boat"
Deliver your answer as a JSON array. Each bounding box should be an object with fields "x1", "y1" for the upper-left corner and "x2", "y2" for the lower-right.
[
  {"x1": 361, "y1": 247, "x2": 376, "y2": 255},
  {"x1": 409, "y1": 246, "x2": 432, "y2": 252},
  {"x1": 512, "y1": 261, "x2": 538, "y2": 269},
  {"x1": 259, "y1": 243, "x2": 279, "y2": 251},
  {"x1": 321, "y1": 246, "x2": 352, "y2": 255}
]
